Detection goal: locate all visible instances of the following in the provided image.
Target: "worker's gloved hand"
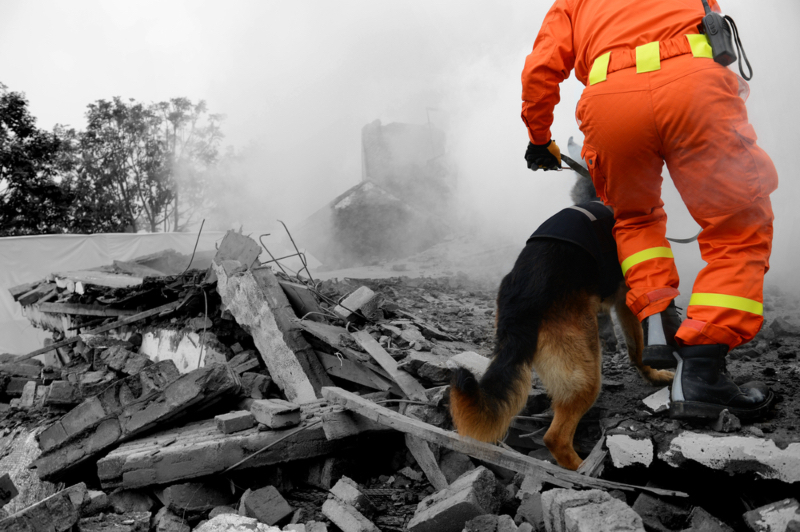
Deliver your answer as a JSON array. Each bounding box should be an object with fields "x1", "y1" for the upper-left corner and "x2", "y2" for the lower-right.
[{"x1": 525, "y1": 140, "x2": 561, "y2": 171}]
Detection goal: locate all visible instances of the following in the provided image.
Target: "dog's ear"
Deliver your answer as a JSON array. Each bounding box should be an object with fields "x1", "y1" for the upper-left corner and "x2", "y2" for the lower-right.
[{"x1": 570, "y1": 176, "x2": 599, "y2": 204}]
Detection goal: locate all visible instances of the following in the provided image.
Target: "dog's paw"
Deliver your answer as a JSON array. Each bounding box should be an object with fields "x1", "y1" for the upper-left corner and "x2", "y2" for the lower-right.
[{"x1": 642, "y1": 368, "x2": 674, "y2": 385}]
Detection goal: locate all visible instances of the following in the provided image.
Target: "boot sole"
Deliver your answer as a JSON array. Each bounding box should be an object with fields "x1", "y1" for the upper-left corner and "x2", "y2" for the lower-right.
[
  {"x1": 668, "y1": 391, "x2": 775, "y2": 421},
  {"x1": 642, "y1": 346, "x2": 678, "y2": 369}
]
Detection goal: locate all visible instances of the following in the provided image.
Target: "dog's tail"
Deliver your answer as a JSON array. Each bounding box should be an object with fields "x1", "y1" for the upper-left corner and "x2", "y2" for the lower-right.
[{"x1": 449, "y1": 343, "x2": 535, "y2": 443}]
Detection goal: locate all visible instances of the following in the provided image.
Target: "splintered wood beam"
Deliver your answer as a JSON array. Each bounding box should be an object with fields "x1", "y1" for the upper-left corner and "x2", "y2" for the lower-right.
[
  {"x1": 577, "y1": 435, "x2": 608, "y2": 478},
  {"x1": 34, "y1": 302, "x2": 138, "y2": 317},
  {"x1": 15, "y1": 300, "x2": 181, "y2": 362},
  {"x1": 350, "y1": 330, "x2": 428, "y2": 402},
  {"x1": 321, "y1": 387, "x2": 688, "y2": 498}
]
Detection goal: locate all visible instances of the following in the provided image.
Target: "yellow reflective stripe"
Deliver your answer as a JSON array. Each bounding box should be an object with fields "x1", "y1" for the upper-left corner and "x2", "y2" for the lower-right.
[
  {"x1": 636, "y1": 41, "x2": 661, "y2": 73},
  {"x1": 589, "y1": 52, "x2": 611, "y2": 85},
  {"x1": 689, "y1": 293, "x2": 764, "y2": 316},
  {"x1": 620, "y1": 247, "x2": 673, "y2": 276},
  {"x1": 686, "y1": 34, "x2": 713, "y2": 58}
]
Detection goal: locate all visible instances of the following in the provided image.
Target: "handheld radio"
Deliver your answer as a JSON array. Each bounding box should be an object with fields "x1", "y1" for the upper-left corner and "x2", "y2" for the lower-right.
[{"x1": 699, "y1": 0, "x2": 752, "y2": 80}]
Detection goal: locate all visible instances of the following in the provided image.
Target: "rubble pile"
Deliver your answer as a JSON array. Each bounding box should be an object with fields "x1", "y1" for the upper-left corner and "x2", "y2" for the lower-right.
[{"x1": 1, "y1": 229, "x2": 800, "y2": 532}]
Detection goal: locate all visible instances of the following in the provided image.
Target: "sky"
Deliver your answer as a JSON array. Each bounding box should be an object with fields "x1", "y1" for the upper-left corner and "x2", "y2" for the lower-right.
[{"x1": 1, "y1": 0, "x2": 798, "y2": 290}]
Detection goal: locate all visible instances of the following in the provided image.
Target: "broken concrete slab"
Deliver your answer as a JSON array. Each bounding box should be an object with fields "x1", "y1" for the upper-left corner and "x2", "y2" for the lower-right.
[
  {"x1": 0, "y1": 363, "x2": 41, "y2": 379},
  {"x1": 641, "y1": 387, "x2": 670, "y2": 414},
  {"x1": 743, "y1": 498, "x2": 800, "y2": 532},
  {"x1": 541, "y1": 489, "x2": 644, "y2": 532},
  {"x1": 214, "y1": 260, "x2": 319, "y2": 403},
  {"x1": 606, "y1": 434, "x2": 654, "y2": 468},
  {"x1": 251, "y1": 399, "x2": 301, "y2": 429},
  {"x1": 216, "y1": 411, "x2": 256, "y2": 434},
  {"x1": 330, "y1": 477, "x2": 376, "y2": 518},
  {"x1": 34, "y1": 362, "x2": 240, "y2": 480},
  {"x1": 0, "y1": 482, "x2": 88, "y2": 532},
  {"x1": 631, "y1": 492, "x2": 690, "y2": 532},
  {"x1": 658, "y1": 432, "x2": 800, "y2": 483},
  {"x1": 407, "y1": 466, "x2": 500, "y2": 532},
  {"x1": 321, "y1": 498, "x2": 380, "y2": 532},
  {"x1": 240, "y1": 486, "x2": 293, "y2": 526},
  {"x1": 97, "y1": 416, "x2": 350, "y2": 490},
  {"x1": 205, "y1": 229, "x2": 263, "y2": 284},
  {"x1": 446, "y1": 352, "x2": 490, "y2": 380},
  {"x1": 194, "y1": 514, "x2": 282, "y2": 532},
  {"x1": 44, "y1": 381, "x2": 81, "y2": 406},
  {"x1": 155, "y1": 482, "x2": 235, "y2": 515},
  {"x1": 398, "y1": 351, "x2": 451, "y2": 383}
]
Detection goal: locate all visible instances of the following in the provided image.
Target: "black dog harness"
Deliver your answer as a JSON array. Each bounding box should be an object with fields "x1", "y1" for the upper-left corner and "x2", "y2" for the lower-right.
[{"x1": 526, "y1": 201, "x2": 624, "y2": 299}]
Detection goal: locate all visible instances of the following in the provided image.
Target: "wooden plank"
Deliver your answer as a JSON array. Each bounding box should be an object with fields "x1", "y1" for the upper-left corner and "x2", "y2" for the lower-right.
[
  {"x1": 8, "y1": 280, "x2": 44, "y2": 300},
  {"x1": 577, "y1": 436, "x2": 607, "y2": 478},
  {"x1": 317, "y1": 352, "x2": 391, "y2": 391},
  {"x1": 16, "y1": 301, "x2": 181, "y2": 362},
  {"x1": 293, "y1": 320, "x2": 371, "y2": 363},
  {"x1": 53, "y1": 270, "x2": 144, "y2": 289},
  {"x1": 113, "y1": 260, "x2": 168, "y2": 277},
  {"x1": 405, "y1": 434, "x2": 448, "y2": 491},
  {"x1": 350, "y1": 330, "x2": 428, "y2": 402},
  {"x1": 322, "y1": 387, "x2": 688, "y2": 498},
  {"x1": 34, "y1": 302, "x2": 137, "y2": 318},
  {"x1": 17, "y1": 285, "x2": 57, "y2": 307}
]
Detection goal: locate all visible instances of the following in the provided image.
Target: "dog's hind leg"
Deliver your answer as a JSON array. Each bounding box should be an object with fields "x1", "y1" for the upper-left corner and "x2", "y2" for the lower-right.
[
  {"x1": 534, "y1": 294, "x2": 602, "y2": 471},
  {"x1": 612, "y1": 289, "x2": 674, "y2": 385}
]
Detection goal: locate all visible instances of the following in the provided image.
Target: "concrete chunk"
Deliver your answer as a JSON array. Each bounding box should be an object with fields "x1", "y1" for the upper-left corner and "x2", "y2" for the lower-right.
[
  {"x1": 641, "y1": 387, "x2": 670, "y2": 413},
  {"x1": 743, "y1": 498, "x2": 800, "y2": 532},
  {"x1": 0, "y1": 482, "x2": 87, "y2": 532},
  {"x1": 33, "y1": 362, "x2": 239, "y2": 480},
  {"x1": 240, "y1": 486, "x2": 293, "y2": 526},
  {"x1": 216, "y1": 411, "x2": 256, "y2": 434},
  {"x1": 153, "y1": 507, "x2": 191, "y2": 532},
  {"x1": 321, "y1": 498, "x2": 380, "y2": 532},
  {"x1": 606, "y1": 434, "x2": 654, "y2": 468},
  {"x1": 334, "y1": 286, "x2": 377, "y2": 320},
  {"x1": 251, "y1": 399, "x2": 301, "y2": 429},
  {"x1": 330, "y1": 476, "x2": 376, "y2": 518},
  {"x1": 0, "y1": 473, "x2": 19, "y2": 507},
  {"x1": 408, "y1": 466, "x2": 499, "y2": 532},
  {"x1": 194, "y1": 514, "x2": 282, "y2": 532},
  {"x1": 542, "y1": 489, "x2": 643, "y2": 532},
  {"x1": 631, "y1": 493, "x2": 690, "y2": 532}
]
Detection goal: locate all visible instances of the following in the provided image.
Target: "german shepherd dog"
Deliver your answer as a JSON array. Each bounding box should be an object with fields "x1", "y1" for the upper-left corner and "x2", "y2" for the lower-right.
[{"x1": 449, "y1": 160, "x2": 674, "y2": 471}]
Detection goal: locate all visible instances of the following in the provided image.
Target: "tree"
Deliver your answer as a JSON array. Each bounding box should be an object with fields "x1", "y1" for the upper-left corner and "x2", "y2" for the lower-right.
[
  {"x1": 0, "y1": 84, "x2": 75, "y2": 236},
  {"x1": 79, "y1": 97, "x2": 223, "y2": 233}
]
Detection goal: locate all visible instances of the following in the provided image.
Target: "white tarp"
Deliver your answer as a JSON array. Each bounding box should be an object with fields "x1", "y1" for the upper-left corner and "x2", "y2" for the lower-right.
[{"x1": 0, "y1": 231, "x2": 229, "y2": 354}]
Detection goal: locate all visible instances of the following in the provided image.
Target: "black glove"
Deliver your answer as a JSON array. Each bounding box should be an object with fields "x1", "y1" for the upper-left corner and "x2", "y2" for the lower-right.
[{"x1": 525, "y1": 140, "x2": 561, "y2": 171}]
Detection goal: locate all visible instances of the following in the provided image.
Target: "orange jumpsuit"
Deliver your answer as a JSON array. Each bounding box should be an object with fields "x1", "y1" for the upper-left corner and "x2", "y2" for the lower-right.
[{"x1": 521, "y1": 0, "x2": 778, "y2": 349}]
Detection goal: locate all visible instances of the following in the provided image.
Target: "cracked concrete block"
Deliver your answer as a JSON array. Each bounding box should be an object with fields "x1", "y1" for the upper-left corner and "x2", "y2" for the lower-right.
[
  {"x1": 250, "y1": 399, "x2": 301, "y2": 429},
  {"x1": 330, "y1": 476, "x2": 376, "y2": 518},
  {"x1": 82, "y1": 490, "x2": 110, "y2": 516},
  {"x1": 607, "y1": 434, "x2": 654, "y2": 468},
  {"x1": 194, "y1": 514, "x2": 282, "y2": 532},
  {"x1": 542, "y1": 489, "x2": 643, "y2": 532},
  {"x1": 743, "y1": 498, "x2": 800, "y2": 532},
  {"x1": 438, "y1": 451, "x2": 476, "y2": 484},
  {"x1": 563, "y1": 497, "x2": 645, "y2": 532},
  {"x1": 334, "y1": 286, "x2": 377, "y2": 320},
  {"x1": 446, "y1": 352, "x2": 490, "y2": 380},
  {"x1": 398, "y1": 352, "x2": 451, "y2": 383},
  {"x1": 516, "y1": 493, "x2": 544, "y2": 531},
  {"x1": 0, "y1": 482, "x2": 88, "y2": 532},
  {"x1": 321, "y1": 498, "x2": 380, "y2": 532},
  {"x1": 155, "y1": 482, "x2": 235, "y2": 514},
  {"x1": 241, "y1": 486, "x2": 293, "y2": 526},
  {"x1": 659, "y1": 432, "x2": 800, "y2": 483},
  {"x1": 216, "y1": 411, "x2": 256, "y2": 434},
  {"x1": 408, "y1": 466, "x2": 499, "y2": 532}
]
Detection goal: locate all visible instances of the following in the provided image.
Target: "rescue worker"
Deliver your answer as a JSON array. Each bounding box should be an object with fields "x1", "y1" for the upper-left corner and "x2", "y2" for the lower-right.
[{"x1": 521, "y1": 0, "x2": 778, "y2": 420}]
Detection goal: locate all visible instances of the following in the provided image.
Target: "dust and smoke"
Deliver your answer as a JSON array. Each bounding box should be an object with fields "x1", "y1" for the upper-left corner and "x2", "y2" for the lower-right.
[{"x1": 1, "y1": 1, "x2": 797, "y2": 291}]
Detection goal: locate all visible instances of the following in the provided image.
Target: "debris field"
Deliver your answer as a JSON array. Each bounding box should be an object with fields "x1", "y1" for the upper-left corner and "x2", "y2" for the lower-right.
[{"x1": 1, "y1": 229, "x2": 799, "y2": 532}]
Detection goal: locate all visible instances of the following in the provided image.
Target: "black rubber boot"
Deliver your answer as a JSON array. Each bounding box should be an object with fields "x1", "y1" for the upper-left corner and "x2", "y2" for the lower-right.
[
  {"x1": 641, "y1": 300, "x2": 681, "y2": 369},
  {"x1": 669, "y1": 344, "x2": 774, "y2": 421}
]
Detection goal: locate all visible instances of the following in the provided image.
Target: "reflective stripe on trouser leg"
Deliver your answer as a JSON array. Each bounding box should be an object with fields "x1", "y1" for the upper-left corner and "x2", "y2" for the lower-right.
[{"x1": 621, "y1": 246, "x2": 673, "y2": 276}]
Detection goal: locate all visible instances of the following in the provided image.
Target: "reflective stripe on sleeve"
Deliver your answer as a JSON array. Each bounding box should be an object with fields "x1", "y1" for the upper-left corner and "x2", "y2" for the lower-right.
[
  {"x1": 589, "y1": 52, "x2": 611, "y2": 85},
  {"x1": 621, "y1": 246, "x2": 674, "y2": 276},
  {"x1": 686, "y1": 34, "x2": 714, "y2": 58},
  {"x1": 636, "y1": 41, "x2": 661, "y2": 73},
  {"x1": 689, "y1": 293, "x2": 764, "y2": 316}
]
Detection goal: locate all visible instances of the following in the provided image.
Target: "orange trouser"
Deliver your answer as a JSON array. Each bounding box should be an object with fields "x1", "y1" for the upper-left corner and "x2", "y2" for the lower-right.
[{"x1": 577, "y1": 55, "x2": 778, "y2": 350}]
